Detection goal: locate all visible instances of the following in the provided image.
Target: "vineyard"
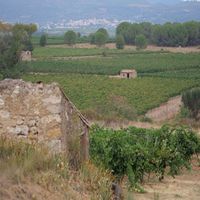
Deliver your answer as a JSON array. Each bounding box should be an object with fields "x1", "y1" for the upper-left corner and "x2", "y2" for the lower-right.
[
  {"x1": 23, "y1": 74, "x2": 200, "y2": 120},
  {"x1": 90, "y1": 125, "x2": 200, "y2": 190},
  {"x1": 28, "y1": 50, "x2": 200, "y2": 77}
]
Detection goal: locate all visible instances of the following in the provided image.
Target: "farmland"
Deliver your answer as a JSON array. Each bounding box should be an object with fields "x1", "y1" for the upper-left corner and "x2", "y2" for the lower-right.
[
  {"x1": 90, "y1": 125, "x2": 200, "y2": 189},
  {"x1": 29, "y1": 48, "x2": 200, "y2": 77},
  {"x1": 31, "y1": 35, "x2": 65, "y2": 45},
  {"x1": 23, "y1": 74, "x2": 200, "y2": 120},
  {"x1": 23, "y1": 46, "x2": 200, "y2": 121}
]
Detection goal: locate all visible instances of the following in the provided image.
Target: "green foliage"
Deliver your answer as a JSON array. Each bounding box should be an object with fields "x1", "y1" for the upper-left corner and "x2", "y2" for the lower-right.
[
  {"x1": 95, "y1": 32, "x2": 107, "y2": 47},
  {"x1": 64, "y1": 30, "x2": 77, "y2": 46},
  {"x1": 13, "y1": 23, "x2": 37, "y2": 36},
  {"x1": 116, "y1": 22, "x2": 141, "y2": 45},
  {"x1": 135, "y1": 34, "x2": 147, "y2": 50},
  {"x1": 12, "y1": 23, "x2": 36, "y2": 51},
  {"x1": 96, "y1": 28, "x2": 109, "y2": 40},
  {"x1": 23, "y1": 74, "x2": 199, "y2": 120},
  {"x1": 30, "y1": 50, "x2": 200, "y2": 76},
  {"x1": 90, "y1": 126, "x2": 200, "y2": 187},
  {"x1": 0, "y1": 22, "x2": 37, "y2": 79},
  {"x1": 179, "y1": 107, "x2": 191, "y2": 119},
  {"x1": 39, "y1": 34, "x2": 47, "y2": 47},
  {"x1": 116, "y1": 21, "x2": 200, "y2": 47},
  {"x1": 0, "y1": 32, "x2": 22, "y2": 79},
  {"x1": 89, "y1": 33, "x2": 96, "y2": 44},
  {"x1": 182, "y1": 88, "x2": 200, "y2": 119},
  {"x1": 116, "y1": 35, "x2": 125, "y2": 49}
]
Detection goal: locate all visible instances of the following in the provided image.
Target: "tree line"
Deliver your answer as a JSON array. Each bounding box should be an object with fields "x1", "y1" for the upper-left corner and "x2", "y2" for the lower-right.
[
  {"x1": 116, "y1": 21, "x2": 200, "y2": 47},
  {"x1": 39, "y1": 28, "x2": 110, "y2": 47},
  {"x1": 39, "y1": 21, "x2": 200, "y2": 49}
]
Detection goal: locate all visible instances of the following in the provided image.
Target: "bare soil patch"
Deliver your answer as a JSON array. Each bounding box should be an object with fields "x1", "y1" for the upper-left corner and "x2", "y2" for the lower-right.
[
  {"x1": 145, "y1": 96, "x2": 182, "y2": 123},
  {"x1": 47, "y1": 43, "x2": 200, "y2": 53},
  {"x1": 133, "y1": 158, "x2": 200, "y2": 200}
]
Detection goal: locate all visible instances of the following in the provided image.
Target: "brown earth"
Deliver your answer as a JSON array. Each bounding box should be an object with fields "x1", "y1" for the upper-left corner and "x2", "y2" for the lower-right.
[
  {"x1": 132, "y1": 158, "x2": 200, "y2": 200},
  {"x1": 145, "y1": 96, "x2": 182, "y2": 123},
  {"x1": 48, "y1": 43, "x2": 200, "y2": 53},
  {"x1": 0, "y1": 176, "x2": 89, "y2": 200}
]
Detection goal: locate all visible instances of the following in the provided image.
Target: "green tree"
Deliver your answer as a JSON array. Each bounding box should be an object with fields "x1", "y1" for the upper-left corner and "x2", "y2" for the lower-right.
[
  {"x1": 116, "y1": 35, "x2": 125, "y2": 49},
  {"x1": 0, "y1": 22, "x2": 35, "y2": 79},
  {"x1": 40, "y1": 34, "x2": 47, "y2": 47},
  {"x1": 182, "y1": 88, "x2": 200, "y2": 120},
  {"x1": 12, "y1": 23, "x2": 37, "y2": 51},
  {"x1": 135, "y1": 34, "x2": 147, "y2": 49},
  {"x1": 0, "y1": 32, "x2": 23, "y2": 79},
  {"x1": 116, "y1": 22, "x2": 141, "y2": 45},
  {"x1": 64, "y1": 30, "x2": 77, "y2": 46},
  {"x1": 89, "y1": 33, "x2": 96, "y2": 44},
  {"x1": 96, "y1": 28, "x2": 109, "y2": 41},
  {"x1": 184, "y1": 21, "x2": 200, "y2": 46},
  {"x1": 94, "y1": 32, "x2": 107, "y2": 47},
  {"x1": 13, "y1": 23, "x2": 37, "y2": 37}
]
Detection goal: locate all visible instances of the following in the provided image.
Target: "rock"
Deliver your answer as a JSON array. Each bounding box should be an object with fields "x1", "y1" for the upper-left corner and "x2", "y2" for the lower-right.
[
  {"x1": 42, "y1": 95, "x2": 62, "y2": 105},
  {"x1": 16, "y1": 119, "x2": 24, "y2": 125},
  {"x1": 0, "y1": 98, "x2": 4, "y2": 106},
  {"x1": 0, "y1": 110, "x2": 10, "y2": 119},
  {"x1": 29, "y1": 126, "x2": 38, "y2": 135},
  {"x1": 46, "y1": 104, "x2": 62, "y2": 114},
  {"x1": 28, "y1": 120, "x2": 36, "y2": 127}
]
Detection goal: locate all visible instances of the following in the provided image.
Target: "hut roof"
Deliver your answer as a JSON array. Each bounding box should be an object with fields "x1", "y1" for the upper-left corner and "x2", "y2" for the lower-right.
[{"x1": 120, "y1": 69, "x2": 136, "y2": 73}]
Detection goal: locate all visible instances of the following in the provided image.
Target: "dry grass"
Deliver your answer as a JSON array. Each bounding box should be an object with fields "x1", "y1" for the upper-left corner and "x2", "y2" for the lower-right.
[{"x1": 0, "y1": 136, "x2": 113, "y2": 200}]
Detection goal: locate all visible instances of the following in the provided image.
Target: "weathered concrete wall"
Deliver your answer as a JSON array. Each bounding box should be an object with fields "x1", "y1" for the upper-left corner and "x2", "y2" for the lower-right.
[{"x1": 0, "y1": 79, "x2": 89, "y2": 159}]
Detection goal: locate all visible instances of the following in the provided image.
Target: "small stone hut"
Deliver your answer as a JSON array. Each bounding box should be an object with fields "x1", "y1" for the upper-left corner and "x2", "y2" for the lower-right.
[
  {"x1": 20, "y1": 50, "x2": 32, "y2": 61},
  {"x1": 0, "y1": 79, "x2": 90, "y2": 161},
  {"x1": 120, "y1": 69, "x2": 137, "y2": 79}
]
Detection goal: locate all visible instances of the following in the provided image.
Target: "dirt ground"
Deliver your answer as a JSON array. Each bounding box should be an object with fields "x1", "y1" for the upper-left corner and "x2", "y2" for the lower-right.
[
  {"x1": 145, "y1": 96, "x2": 182, "y2": 123},
  {"x1": 48, "y1": 43, "x2": 200, "y2": 53},
  {"x1": 132, "y1": 158, "x2": 200, "y2": 200}
]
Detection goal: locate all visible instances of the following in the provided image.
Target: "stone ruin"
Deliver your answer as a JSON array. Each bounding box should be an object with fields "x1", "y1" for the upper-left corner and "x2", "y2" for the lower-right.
[
  {"x1": 20, "y1": 50, "x2": 32, "y2": 61},
  {"x1": 120, "y1": 69, "x2": 137, "y2": 79},
  {"x1": 109, "y1": 69, "x2": 137, "y2": 79},
  {"x1": 0, "y1": 79, "x2": 90, "y2": 162}
]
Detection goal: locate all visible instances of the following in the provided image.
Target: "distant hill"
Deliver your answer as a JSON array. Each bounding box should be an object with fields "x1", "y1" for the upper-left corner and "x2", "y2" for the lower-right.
[{"x1": 0, "y1": 0, "x2": 200, "y2": 25}]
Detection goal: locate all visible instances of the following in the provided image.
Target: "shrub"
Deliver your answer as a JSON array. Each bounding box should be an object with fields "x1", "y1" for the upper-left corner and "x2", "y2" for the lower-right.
[
  {"x1": 39, "y1": 34, "x2": 47, "y2": 47},
  {"x1": 64, "y1": 30, "x2": 77, "y2": 46},
  {"x1": 116, "y1": 35, "x2": 125, "y2": 49},
  {"x1": 135, "y1": 34, "x2": 147, "y2": 50},
  {"x1": 182, "y1": 88, "x2": 200, "y2": 120},
  {"x1": 90, "y1": 125, "x2": 200, "y2": 189}
]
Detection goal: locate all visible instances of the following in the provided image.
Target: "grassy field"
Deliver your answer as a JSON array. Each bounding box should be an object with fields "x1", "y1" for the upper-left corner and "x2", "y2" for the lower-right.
[
  {"x1": 32, "y1": 35, "x2": 65, "y2": 45},
  {"x1": 33, "y1": 47, "x2": 123, "y2": 58},
  {"x1": 23, "y1": 74, "x2": 200, "y2": 120},
  {"x1": 32, "y1": 46, "x2": 154, "y2": 59}
]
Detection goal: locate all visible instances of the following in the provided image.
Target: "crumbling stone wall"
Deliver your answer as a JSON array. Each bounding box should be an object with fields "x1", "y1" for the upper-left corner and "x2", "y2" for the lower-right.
[{"x1": 0, "y1": 79, "x2": 89, "y2": 160}]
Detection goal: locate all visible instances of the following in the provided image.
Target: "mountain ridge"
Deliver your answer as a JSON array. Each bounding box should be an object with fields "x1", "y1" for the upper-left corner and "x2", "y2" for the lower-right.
[{"x1": 0, "y1": 0, "x2": 200, "y2": 26}]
